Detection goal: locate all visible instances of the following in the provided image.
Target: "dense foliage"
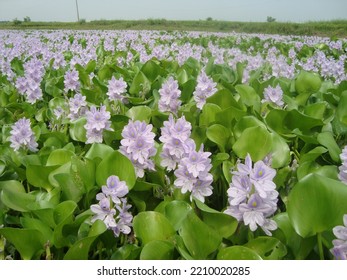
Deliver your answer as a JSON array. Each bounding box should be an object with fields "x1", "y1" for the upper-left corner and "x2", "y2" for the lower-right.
[{"x1": 0, "y1": 29, "x2": 347, "y2": 260}]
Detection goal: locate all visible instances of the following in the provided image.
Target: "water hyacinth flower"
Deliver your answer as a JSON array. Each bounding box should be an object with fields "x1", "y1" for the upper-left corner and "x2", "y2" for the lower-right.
[
  {"x1": 68, "y1": 93, "x2": 87, "y2": 121},
  {"x1": 338, "y1": 146, "x2": 347, "y2": 185},
  {"x1": 174, "y1": 143, "x2": 213, "y2": 203},
  {"x1": 84, "y1": 105, "x2": 113, "y2": 144},
  {"x1": 64, "y1": 69, "x2": 80, "y2": 92},
  {"x1": 225, "y1": 154, "x2": 278, "y2": 236},
  {"x1": 158, "y1": 77, "x2": 182, "y2": 114},
  {"x1": 9, "y1": 118, "x2": 38, "y2": 152},
  {"x1": 107, "y1": 76, "x2": 127, "y2": 103},
  {"x1": 193, "y1": 71, "x2": 217, "y2": 110},
  {"x1": 159, "y1": 114, "x2": 195, "y2": 171},
  {"x1": 90, "y1": 175, "x2": 133, "y2": 237},
  {"x1": 261, "y1": 85, "x2": 284, "y2": 107},
  {"x1": 120, "y1": 120, "x2": 157, "y2": 178},
  {"x1": 330, "y1": 214, "x2": 347, "y2": 260}
]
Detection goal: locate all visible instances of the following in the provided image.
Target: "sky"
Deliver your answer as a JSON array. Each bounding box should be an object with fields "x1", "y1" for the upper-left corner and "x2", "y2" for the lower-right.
[{"x1": 0, "y1": 0, "x2": 346, "y2": 23}]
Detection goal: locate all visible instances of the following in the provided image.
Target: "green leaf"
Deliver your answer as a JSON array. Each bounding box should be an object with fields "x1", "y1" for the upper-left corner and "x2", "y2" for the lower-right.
[
  {"x1": 287, "y1": 173, "x2": 347, "y2": 237},
  {"x1": 85, "y1": 143, "x2": 114, "y2": 161},
  {"x1": 111, "y1": 244, "x2": 141, "y2": 260},
  {"x1": 64, "y1": 220, "x2": 107, "y2": 260},
  {"x1": 96, "y1": 150, "x2": 136, "y2": 189},
  {"x1": 129, "y1": 71, "x2": 151, "y2": 96},
  {"x1": 206, "y1": 124, "x2": 231, "y2": 152},
  {"x1": 217, "y1": 246, "x2": 262, "y2": 260},
  {"x1": 26, "y1": 164, "x2": 58, "y2": 191},
  {"x1": 179, "y1": 211, "x2": 221, "y2": 259},
  {"x1": 20, "y1": 217, "x2": 53, "y2": 244},
  {"x1": 46, "y1": 149, "x2": 74, "y2": 166},
  {"x1": 69, "y1": 117, "x2": 87, "y2": 142},
  {"x1": 317, "y1": 132, "x2": 341, "y2": 163},
  {"x1": 233, "y1": 126, "x2": 272, "y2": 162},
  {"x1": 54, "y1": 173, "x2": 85, "y2": 203},
  {"x1": 199, "y1": 103, "x2": 222, "y2": 127},
  {"x1": 140, "y1": 240, "x2": 175, "y2": 260},
  {"x1": 270, "y1": 132, "x2": 291, "y2": 168},
  {"x1": 337, "y1": 91, "x2": 347, "y2": 125},
  {"x1": 235, "y1": 84, "x2": 261, "y2": 112},
  {"x1": 206, "y1": 89, "x2": 241, "y2": 110},
  {"x1": 126, "y1": 105, "x2": 152, "y2": 122},
  {"x1": 201, "y1": 212, "x2": 238, "y2": 238},
  {"x1": 0, "y1": 228, "x2": 44, "y2": 260},
  {"x1": 0, "y1": 180, "x2": 36, "y2": 212},
  {"x1": 164, "y1": 200, "x2": 192, "y2": 231},
  {"x1": 141, "y1": 60, "x2": 164, "y2": 82},
  {"x1": 133, "y1": 211, "x2": 175, "y2": 245},
  {"x1": 245, "y1": 237, "x2": 287, "y2": 260},
  {"x1": 295, "y1": 71, "x2": 322, "y2": 105}
]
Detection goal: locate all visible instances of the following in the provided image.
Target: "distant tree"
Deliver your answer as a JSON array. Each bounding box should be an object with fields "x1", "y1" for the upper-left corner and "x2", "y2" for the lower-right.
[
  {"x1": 79, "y1": 19, "x2": 86, "y2": 24},
  {"x1": 267, "y1": 16, "x2": 276, "y2": 22},
  {"x1": 23, "y1": 16, "x2": 31, "y2": 22},
  {"x1": 206, "y1": 17, "x2": 213, "y2": 21},
  {"x1": 12, "y1": 18, "x2": 22, "y2": 25}
]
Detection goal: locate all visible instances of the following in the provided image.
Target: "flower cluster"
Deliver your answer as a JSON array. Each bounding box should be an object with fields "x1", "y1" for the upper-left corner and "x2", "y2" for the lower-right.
[
  {"x1": 84, "y1": 105, "x2": 113, "y2": 144},
  {"x1": 159, "y1": 114, "x2": 195, "y2": 171},
  {"x1": 107, "y1": 76, "x2": 127, "y2": 103},
  {"x1": 68, "y1": 93, "x2": 87, "y2": 121},
  {"x1": 9, "y1": 118, "x2": 38, "y2": 152},
  {"x1": 64, "y1": 69, "x2": 80, "y2": 92},
  {"x1": 15, "y1": 58, "x2": 45, "y2": 104},
  {"x1": 193, "y1": 71, "x2": 217, "y2": 109},
  {"x1": 158, "y1": 77, "x2": 182, "y2": 114},
  {"x1": 330, "y1": 214, "x2": 347, "y2": 260},
  {"x1": 120, "y1": 120, "x2": 157, "y2": 178},
  {"x1": 338, "y1": 146, "x2": 347, "y2": 184},
  {"x1": 90, "y1": 175, "x2": 133, "y2": 237},
  {"x1": 224, "y1": 154, "x2": 278, "y2": 236},
  {"x1": 261, "y1": 85, "x2": 284, "y2": 107},
  {"x1": 174, "y1": 143, "x2": 213, "y2": 203}
]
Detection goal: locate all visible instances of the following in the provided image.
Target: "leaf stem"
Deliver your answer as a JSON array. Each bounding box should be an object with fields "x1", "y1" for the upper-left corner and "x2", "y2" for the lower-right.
[{"x1": 317, "y1": 233, "x2": 324, "y2": 260}]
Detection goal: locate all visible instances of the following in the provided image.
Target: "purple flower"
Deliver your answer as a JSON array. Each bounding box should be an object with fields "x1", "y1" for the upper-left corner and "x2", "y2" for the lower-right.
[
  {"x1": 174, "y1": 143, "x2": 213, "y2": 202},
  {"x1": 64, "y1": 69, "x2": 80, "y2": 92},
  {"x1": 159, "y1": 114, "x2": 194, "y2": 171},
  {"x1": 193, "y1": 71, "x2": 217, "y2": 109},
  {"x1": 330, "y1": 214, "x2": 347, "y2": 260},
  {"x1": 338, "y1": 146, "x2": 347, "y2": 185},
  {"x1": 9, "y1": 118, "x2": 38, "y2": 152},
  {"x1": 107, "y1": 76, "x2": 127, "y2": 103},
  {"x1": 225, "y1": 154, "x2": 278, "y2": 236},
  {"x1": 68, "y1": 93, "x2": 87, "y2": 121},
  {"x1": 84, "y1": 105, "x2": 113, "y2": 144},
  {"x1": 90, "y1": 175, "x2": 133, "y2": 238},
  {"x1": 158, "y1": 77, "x2": 182, "y2": 114},
  {"x1": 120, "y1": 120, "x2": 157, "y2": 178},
  {"x1": 101, "y1": 175, "x2": 129, "y2": 204},
  {"x1": 262, "y1": 85, "x2": 284, "y2": 107}
]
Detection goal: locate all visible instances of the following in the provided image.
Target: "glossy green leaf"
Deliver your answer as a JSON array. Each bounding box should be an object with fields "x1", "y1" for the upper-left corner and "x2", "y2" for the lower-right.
[
  {"x1": 295, "y1": 71, "x2": 322, "y2": 105},
  {"x1": 64, "y1": 220, "x2": 107, "y2": 260},
  {"x1": 85, "y1": 143, "x2": 114, "y2": 161},
  {"x1": 206, "y1": 124, "x2": 231, "y2": 152},
  {"x1": 140, "y1": 240, "x2": 174, "y2": 260},
  {"x1": 245, "y1": 237, "x2": 287, "y2": 260},
  {"x1": 217, "y1": 246, "x2": 262, "y2": 260},
  {"x1": 20, "y1": 217, "x2": 53, "y2": 244},
  {"x1": 233, "y1": 126, "x2": 272, "y2": 162},
  {"x1": 270, "y1": 132, "x2": 291, "y2": 168},
  {"x1": 69, "y1": 117, "x2": 87, "y2": 142},
  {"x1": 0, "y1": 228, "x2": 44, "y2": 260},
  {"x1": 126, "y1": 105, "x2": 152, "y2": 122},
  {"x1": 199, "y1": 103, "x2": 222, "y2": 127},
  {"x1": 46, "y1": 149, "x2": 74, "y2": 166},
  {"x1": 287, "y1": 173, "x2": 347, "y2": 237},
  {"x1": 133, "y1": 211, "x2": 175, "y2": 245},
  {"x1": 206, "y1": 89, "x2": 241, "y2": 110},
  {"x1": 179, "y1": 211, "x2": 221, "y2": 259},
  {"x1": 111, "y1": 244, "x2": 141, "y2": 260},
  {"x1": 235, "y1": 84, "x2": 261, "y2": 112},
  {"x1": 0, "y1": 180, "x2": 36, "y2": 212},
  {"x1": 337, "y1": 91, "x2": 347, "y2": 125},
  {"x1": 129, "y1": 71, "x2": 151, "y2": 96},
  {"x1": 26, "y1": 164, "x2": 59, "y2": 191},
  {"x1": 96, "y1": 150, "x2": 136, "y2": 189},
  {"x1": 164, "y1": 200, "x2": 192, "y2": 231},
  {"x1": 317, "y1": 131, "x2": 341, "y2": 163}
]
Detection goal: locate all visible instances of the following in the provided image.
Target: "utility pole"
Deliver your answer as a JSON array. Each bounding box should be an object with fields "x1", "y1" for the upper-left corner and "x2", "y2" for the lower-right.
[{"x1": 75, "y1": 0, "x2": 80, "y2": 22}]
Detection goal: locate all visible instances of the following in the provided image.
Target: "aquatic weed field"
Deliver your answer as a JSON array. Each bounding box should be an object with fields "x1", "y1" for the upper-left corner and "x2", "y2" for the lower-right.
[{"x1": 0, "y1": 29, "x2": 347, "y2": 260}]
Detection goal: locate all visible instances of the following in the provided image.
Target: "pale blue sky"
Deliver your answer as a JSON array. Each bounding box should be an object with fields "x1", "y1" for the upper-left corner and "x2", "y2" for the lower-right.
[{"x1": 0, "y1": 0, "x2": 346, "y2": 22}]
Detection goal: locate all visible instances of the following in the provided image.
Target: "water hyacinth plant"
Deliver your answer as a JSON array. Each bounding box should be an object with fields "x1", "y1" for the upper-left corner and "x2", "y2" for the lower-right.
[{"x1": 0, "y1": 29, "x2": 347, "y2": 260}]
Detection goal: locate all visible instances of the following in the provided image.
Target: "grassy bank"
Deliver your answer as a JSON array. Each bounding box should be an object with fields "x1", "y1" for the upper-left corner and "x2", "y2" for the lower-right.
[{"x1": 1, "y1": 19, "x2": 347, "y2": 37}]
